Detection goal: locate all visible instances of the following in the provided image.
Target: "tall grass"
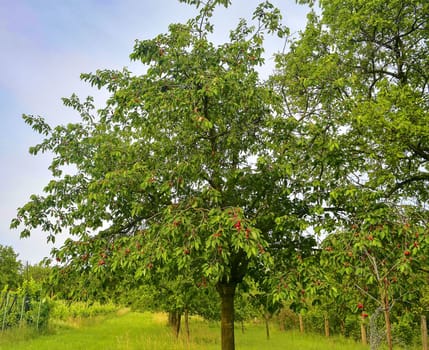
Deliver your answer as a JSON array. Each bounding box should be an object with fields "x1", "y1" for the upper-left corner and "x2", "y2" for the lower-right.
[{"x1": 0, "y1": 310, "x2": 417, "y2": 350}]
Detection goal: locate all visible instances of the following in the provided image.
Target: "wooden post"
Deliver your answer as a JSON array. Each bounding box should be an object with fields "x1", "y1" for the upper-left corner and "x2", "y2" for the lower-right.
[
  {"x1": 298, "y1": 313, "x2": 304, "y2": 333},
  {"x1": 2, "y1": 293, "x2": 10, "y2": 332},
  {"x1": 421, "y1": 315, "x2": 428, "y2": 350},
  {"x1": 383, "y1": 300, "x2": 393, "y2": 350},
  {"x1": 361, "y1": 322, "x2": 367, "y2": 345},
  {"x1": 19, "y1": 294, "x2": 26, "y2": 327}
]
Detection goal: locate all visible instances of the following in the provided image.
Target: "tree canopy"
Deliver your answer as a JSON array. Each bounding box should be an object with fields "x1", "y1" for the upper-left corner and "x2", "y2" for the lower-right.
[{"x1": 10, "y1": 0, "x2": 429, "y2": 349}]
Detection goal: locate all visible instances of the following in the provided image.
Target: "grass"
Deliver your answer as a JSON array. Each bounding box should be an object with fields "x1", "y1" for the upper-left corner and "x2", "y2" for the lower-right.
[{"x1": 0, "y1": 310, "x2": 411, "y2": 350}]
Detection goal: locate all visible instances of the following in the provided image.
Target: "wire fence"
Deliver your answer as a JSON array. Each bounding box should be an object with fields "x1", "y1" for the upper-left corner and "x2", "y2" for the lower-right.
[{"x1": 0, "y1": 281, "x2": 50, "y2": 332}]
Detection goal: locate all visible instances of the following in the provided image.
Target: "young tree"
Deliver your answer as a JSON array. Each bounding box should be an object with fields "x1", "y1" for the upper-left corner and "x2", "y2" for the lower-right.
[
  {"x1": 11, "y1": 2, "x2": 301, "y2": 349},
  {"x1": 321, "y1": 208, "x2": 428, "y2": 348}
]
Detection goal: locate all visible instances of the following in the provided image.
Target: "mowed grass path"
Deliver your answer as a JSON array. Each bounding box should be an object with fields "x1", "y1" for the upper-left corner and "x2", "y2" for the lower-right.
[{"x1": 0, "y1": 310, "x2": 369, "y2": 350}]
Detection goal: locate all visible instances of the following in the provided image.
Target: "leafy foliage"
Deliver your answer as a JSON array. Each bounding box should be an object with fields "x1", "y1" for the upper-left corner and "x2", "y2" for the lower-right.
[{"x1": 0, "y1": 245, "x2": 22, "y2": 290}]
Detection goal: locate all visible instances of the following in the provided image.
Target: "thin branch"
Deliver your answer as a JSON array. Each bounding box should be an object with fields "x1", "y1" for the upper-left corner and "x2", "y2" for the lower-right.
[{"x1": 354, "y1": 283, "x2": 382, "y2": 306}]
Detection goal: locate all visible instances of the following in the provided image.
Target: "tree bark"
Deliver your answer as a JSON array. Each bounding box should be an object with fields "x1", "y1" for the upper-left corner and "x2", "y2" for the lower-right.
[{"x1": 217, "y1": 282, "x2": 237, "y2": 350}]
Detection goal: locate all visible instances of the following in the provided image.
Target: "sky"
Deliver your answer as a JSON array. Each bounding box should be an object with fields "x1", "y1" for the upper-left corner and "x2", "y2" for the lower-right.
[{"x1": 0, "y1": 0, "x2": 310, "y2": 264}]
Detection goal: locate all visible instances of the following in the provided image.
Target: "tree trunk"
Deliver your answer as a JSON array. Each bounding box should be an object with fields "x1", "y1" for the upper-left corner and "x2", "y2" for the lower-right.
[
  {"x1": 265, "y1": 313, "x2": 270, "y2": 340},
  {"x1": 168, "y1": 311, "x2": 176, "y2": 327},
  {"x1": 383, "y1": 292, "x2": 393, "y2": 350},
  {"x1": 340, "y1": 318, "x2": 345, "y2": 335},
  {"x1": 324, "y1": 313, "x2": 330, "y2": 337},
  {"x1": 217, "y1": 282, "x2": 237, "y2": 350},
  {"x1": 184, "y1": 308, "x2": 190, "y2": 342},
  {"x1": 278, "y1": 310, "x2": 285, "y2": 331},
  {"x1": 168, "y1": 311, "x2": 182, "y2": 338},
  {"x1": 422, "y1": 315, "x2": 428, "y2": 350},
  {"x1": 361, "y1": 322, "x2": 367, "y2": 345},
  {"x1": 298, "y1": 313, "x2": 304, "y2": 333},
  {"x1": 175, "y1": 312, "x2": 181, "y2": 338}
]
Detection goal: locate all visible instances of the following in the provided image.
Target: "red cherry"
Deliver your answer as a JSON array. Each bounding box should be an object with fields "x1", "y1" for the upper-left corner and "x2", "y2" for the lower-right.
[{"x1": 234, "y1": 221, "x2": 242, "y2": 231}]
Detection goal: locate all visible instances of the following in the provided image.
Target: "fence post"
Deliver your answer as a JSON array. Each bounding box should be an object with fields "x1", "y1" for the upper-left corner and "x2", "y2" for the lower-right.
[
  {"x1": 36, "y1": 297, "x2": 42, "y2": 330},
  {"x1": 298, "y1": 313, "x2": 304, "y2": 333},
  {"x1": 422, "y1": 315, "x2": 428, "y2": 350},
  {"x1": 20, "y1": 294, "x2": 26, "y2": 327},
  {"x1": 324, "y1": 313, "x2": 330, "y2": 337},
  {"x1": 2, "y1": 292, "x2": 10, "y2": 332},
  {"x1": 361, "y1": 322, "x2": 367, "y2": 345}
]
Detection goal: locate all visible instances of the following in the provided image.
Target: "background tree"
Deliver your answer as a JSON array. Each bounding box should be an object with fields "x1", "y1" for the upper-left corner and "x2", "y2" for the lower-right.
[
  {"x1": 273, "y1": 1, "x2": 429, "y2": 348},
  {"x1": 23, "y1": 263, "x2": 51, "y2": 284},
  {"x1": 0, "y1": 244, "x2": 22, "y2": 290}
]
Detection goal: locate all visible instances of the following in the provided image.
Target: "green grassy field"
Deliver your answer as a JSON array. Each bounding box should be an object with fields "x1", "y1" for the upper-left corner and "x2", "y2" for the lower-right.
[{"x1": 0, "y1": 310, "x2": 392, "y2": 350}]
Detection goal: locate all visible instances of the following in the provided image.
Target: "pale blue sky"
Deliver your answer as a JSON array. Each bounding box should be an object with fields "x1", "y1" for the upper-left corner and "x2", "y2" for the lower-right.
[{"x1": 0, "y1": 0, "x2": 309, "y2": 264}]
